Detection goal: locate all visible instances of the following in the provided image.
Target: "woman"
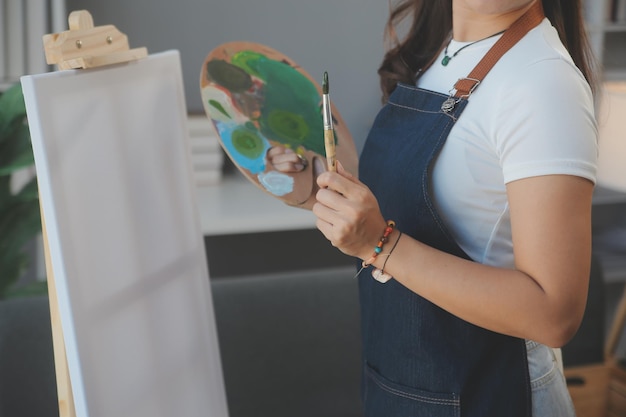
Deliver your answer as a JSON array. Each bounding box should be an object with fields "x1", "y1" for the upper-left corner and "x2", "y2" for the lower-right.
[{"x1": 311, "y1": 0, "x2": 598, "y2": 416}]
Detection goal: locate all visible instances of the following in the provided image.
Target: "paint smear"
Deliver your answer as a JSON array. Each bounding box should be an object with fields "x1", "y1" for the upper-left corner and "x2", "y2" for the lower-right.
[
  {"x1": 257, "y1": 171, "x2": 294, "y2": 196},
  {"x1": 215, "y1": 121, "x2": 269, "y2": 174}
]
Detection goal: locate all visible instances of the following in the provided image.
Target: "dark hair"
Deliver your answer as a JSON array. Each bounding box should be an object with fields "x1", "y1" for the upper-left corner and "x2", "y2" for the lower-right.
[{"x1": 378, "y1": 0, "x2": 597, "y2": 102}]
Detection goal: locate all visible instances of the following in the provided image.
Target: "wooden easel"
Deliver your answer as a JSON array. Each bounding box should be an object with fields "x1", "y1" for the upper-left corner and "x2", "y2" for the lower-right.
[
  {"x1": 41, "y1": 214, "x2": 75, "y2": 417},
  {"x1": 43, "y1": 10, "x2": 147, "y2": 70},
  {"x1": 40, "y1": 11, "x2": 147, "y2": 417}
]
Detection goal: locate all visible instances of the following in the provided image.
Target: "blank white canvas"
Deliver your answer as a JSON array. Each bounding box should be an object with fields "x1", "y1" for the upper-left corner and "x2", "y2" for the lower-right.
[{"x1": 21, "y1": 51, "x2": 229, "y2": 417}]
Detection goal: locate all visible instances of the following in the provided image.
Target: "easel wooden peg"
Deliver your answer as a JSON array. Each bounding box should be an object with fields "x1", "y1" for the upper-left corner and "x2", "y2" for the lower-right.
[{"x1": 43, "y1": 10, "x2": 148, "y2": 70}]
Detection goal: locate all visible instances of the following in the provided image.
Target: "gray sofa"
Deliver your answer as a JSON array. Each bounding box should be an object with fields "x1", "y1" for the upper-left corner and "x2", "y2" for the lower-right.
[
  {"x1": 0, "y1": 265, "x2": 364, "y2": 417},
  {"x1": 211, "y1": 266, "x2": 363, "y2": 417},
  {"x1": 0, "y1": 296, "x2": 58, "y2": 417}
]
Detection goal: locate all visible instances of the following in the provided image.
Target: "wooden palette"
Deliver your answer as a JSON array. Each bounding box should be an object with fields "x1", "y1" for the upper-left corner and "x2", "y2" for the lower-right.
[{"x1": 200, "y1": 41, "x2": 358, "y2": 210}]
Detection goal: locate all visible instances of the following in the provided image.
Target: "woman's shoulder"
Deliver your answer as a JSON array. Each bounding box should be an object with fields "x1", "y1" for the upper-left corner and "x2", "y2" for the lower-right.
[
  {"x1": 471, "y1": 19, "x2": 593, "y2": 122},
  {"x1": 496, "y1": 19, "x2": 588, "y2": 92}
]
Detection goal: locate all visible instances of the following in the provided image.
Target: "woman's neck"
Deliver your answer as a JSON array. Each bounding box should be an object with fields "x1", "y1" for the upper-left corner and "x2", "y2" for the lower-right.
[{"x1": 451, "y1": 0, "x2": 538, "y2": 41}]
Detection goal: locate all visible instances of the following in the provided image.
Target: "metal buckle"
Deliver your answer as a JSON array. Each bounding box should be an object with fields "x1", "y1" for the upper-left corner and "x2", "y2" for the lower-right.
[
  {"x1": 441, "y1": 78, "x2": 481, "y2": 113},
  {"x1": 457, "y1": 77, "x2": 481, "y2": 100},
  {"x1": 441, "y1": 97, "x2": 458, "y2": 113}
]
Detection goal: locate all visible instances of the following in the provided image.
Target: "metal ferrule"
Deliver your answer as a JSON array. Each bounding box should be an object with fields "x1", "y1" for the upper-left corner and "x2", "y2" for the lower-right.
[{"x1": 322, "y1": 94, "x2": 333, "y2": 130}]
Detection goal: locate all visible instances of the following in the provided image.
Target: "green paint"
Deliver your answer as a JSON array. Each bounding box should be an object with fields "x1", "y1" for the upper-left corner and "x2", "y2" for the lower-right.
[
  {"x1": 208, "y1": 99, "x2": 231, "y2": 119},
  {"x1": 232, "y1": 127, "x2": 265, "y2": 159},
  {"x1": 210, "y1": 49, "x2": 329, "y2": 156},
  {"x1": 267, "y1": 110, "x2": 309, "y2": 144},
  {"x1": 247, "y1": 53, "x2": 324, "y2": 155},
  {"x1": 206, "y1": 59, "x2": 252, "y2": 92},
  {"x1": 231, "y1": 51, "x2": 265, "y2": 78}
]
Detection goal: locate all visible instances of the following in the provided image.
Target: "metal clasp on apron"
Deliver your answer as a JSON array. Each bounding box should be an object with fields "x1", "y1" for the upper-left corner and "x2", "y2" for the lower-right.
[{"x1": 441, "y1": 77, "x2": 481, "y2": 113}]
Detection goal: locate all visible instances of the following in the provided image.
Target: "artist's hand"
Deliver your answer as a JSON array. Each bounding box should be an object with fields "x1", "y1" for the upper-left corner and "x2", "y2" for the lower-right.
[
  {"x1": 266, "y1": 146, "x2": 307, "y2": 172},
  {"x1": 313, "y1": 161, "x2": 387, "y2": 260}
]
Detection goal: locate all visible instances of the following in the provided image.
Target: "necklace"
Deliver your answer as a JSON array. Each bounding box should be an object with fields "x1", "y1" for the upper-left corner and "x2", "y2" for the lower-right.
[{"x1": 441, "y1": 29, "x2": 506, "y2": 66}]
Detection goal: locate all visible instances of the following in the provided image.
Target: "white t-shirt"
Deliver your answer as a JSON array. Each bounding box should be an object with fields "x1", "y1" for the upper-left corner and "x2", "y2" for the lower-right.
[{"x1": 417, "y1": 18, "x2": 598, "y2": 268}]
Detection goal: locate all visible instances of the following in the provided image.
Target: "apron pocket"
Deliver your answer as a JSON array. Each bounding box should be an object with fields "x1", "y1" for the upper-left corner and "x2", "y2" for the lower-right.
[{"x1": 363, "y1": 363, "x2": 460, "y2": 417}]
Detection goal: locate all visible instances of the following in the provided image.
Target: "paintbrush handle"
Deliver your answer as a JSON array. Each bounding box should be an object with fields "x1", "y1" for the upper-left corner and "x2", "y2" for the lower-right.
[{"x1": 324, "y1": 129, "x2": 336, "y2": 172}]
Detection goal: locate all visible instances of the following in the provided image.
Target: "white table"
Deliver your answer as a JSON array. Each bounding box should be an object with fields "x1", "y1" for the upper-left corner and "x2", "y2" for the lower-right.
[{"x1": 194, "y1": 173, "x2": 317, "y2": 236}]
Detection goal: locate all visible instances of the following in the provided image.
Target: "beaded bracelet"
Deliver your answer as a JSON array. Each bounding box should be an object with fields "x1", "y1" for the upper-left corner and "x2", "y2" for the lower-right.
[
  {"x1": 361, "y1": 220, "x2": 396, "y2": 268},
  {"x1": 372, "y1": 231, "x2": 402, "y2": 283},
  {"x1": 381, "y1": 231, "x2": 402, "y2": 272}
]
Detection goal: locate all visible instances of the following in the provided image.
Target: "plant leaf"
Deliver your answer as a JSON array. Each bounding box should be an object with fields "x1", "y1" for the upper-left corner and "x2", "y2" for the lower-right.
[
  {"x1": 0, "y1": 82, "x2": 40, "y2": 299},
  {"x1": 0, "y1": 200, "x2": 42, "y2": 250},
  {"x1": 13, "y1": 176, "x2": 39, "y2": 202},
  {"x1": 0, "y1": 175, "x2": 10, "y2": 200},
  {"x1": 0, "y1": 83, "x2": 27, "y2": 139},
  {"x1": 0, "y1": 198, "x2": 42, "y2": 299},
  {"x1": 0, "y1": 123, "x2": 33, "y2": 176},
  {"x1": 4, "y1": 280, "x2": 48, "y2": 299},
  {"x1": 0, "y1": 252, "x2": 28, "y2": 299}
]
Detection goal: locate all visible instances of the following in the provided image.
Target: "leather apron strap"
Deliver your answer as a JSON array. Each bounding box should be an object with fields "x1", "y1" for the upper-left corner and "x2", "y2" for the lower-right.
[{"x1": 452, "y1": 0, "x2": 545, "y2": 99}]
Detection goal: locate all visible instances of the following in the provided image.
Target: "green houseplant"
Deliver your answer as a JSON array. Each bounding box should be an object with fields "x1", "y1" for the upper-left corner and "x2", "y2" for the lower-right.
[{"x1": 0, "y1": 82, "x2": 43, "y2": 299}]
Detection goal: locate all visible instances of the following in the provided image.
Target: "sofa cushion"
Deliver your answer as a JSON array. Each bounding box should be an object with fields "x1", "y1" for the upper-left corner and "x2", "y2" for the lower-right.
[
  {"x1": 210, "y1": 266, "x2": 363, "y2": 417},
  {"x1": 0, "y1": 296, "x2": 59, "y2": 417}
]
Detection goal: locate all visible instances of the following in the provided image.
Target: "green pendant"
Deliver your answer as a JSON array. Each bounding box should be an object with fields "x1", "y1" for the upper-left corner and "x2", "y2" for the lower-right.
[{"x1": 441, "y1": 55, "x2": 451, "y2": 66}]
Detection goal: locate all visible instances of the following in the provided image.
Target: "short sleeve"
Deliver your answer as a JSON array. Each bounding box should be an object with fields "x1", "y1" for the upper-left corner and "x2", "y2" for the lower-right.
[{"x1": 494, "y1": 57, "x2": 598, "y2": 184}]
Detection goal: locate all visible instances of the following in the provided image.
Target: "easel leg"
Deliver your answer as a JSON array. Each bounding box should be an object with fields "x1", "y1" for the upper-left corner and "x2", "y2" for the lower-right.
[{"x1": 41, "y1": 212, "x2": 76, "y2": 417}]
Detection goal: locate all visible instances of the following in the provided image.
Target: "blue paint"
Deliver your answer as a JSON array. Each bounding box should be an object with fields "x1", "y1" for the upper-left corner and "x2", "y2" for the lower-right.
[{"x1": 215, "y1": 121, "x2": 269, "y2": 174}]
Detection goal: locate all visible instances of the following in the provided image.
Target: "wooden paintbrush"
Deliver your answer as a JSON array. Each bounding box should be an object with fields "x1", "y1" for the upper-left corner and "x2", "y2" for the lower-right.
[{"x1": 322, "y1": 71, "x2": 337, "y2": 172}]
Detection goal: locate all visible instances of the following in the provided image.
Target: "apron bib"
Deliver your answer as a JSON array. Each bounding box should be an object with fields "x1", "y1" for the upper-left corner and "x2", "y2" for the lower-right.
[{"x1": 357, "y1": 3, "x2": 544, "y2": 416}]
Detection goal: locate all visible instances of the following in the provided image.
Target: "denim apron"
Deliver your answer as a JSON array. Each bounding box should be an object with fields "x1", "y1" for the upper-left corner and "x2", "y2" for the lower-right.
[{"x1": 357, "y1": 3, "x2": 545, "y2": 416}]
